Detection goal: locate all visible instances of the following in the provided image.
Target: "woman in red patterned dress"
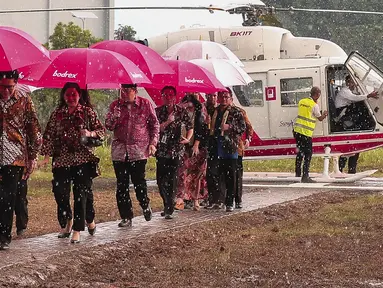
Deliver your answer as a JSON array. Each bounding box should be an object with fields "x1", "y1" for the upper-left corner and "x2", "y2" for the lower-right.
[
  {"x1": 176, "y1": 93, "x2": 209, "y2": 211},
  {"x1": 40, "y1": 82, "x2": 105, "y2": 243}
]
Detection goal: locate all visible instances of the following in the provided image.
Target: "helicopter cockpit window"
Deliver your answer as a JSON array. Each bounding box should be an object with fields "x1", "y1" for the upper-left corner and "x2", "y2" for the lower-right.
[
  {"x1": 280, "y1": 78, "x2": 313, "y2": 106},
  {"x1": 347, "y1": 56, "x2": 383, "y2": 93},
  {"x1": 233, "y1": 80, "x2": 264, "y2": 107}
]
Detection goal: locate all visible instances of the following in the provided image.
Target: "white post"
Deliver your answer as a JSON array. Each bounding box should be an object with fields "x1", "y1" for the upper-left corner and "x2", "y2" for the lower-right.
[
  {"x1": 332, "y1": 156, "x2": 343, "y2": 176},
  {"x1": 322, "y1": 145, "x2": 331, "y2": 179}
]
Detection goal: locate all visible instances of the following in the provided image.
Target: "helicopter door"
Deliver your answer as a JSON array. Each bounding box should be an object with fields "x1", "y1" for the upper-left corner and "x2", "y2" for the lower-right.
[
  {"x1": 345, "y1": 51, "x2": 383, "y2": 125},
  {"x1": 267, "y1": 68, "x2": 322, "y2": 138}
]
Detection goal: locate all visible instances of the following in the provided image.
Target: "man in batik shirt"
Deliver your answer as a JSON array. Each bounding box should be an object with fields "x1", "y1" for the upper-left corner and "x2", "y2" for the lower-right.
[
  {"x1": 0, "y1": 70, "x2": 41, "y2": 250},
  {"x1": 209, "y1": 88, "x2": 245, "y2": 212},
  {"x1": 105, "y1": 84, "x2": 159, "y2": 227}
]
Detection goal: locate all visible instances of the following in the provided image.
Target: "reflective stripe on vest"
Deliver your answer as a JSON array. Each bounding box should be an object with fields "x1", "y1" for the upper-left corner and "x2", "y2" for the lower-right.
[{"x1": 293, "y1": 98, "x2": 317, "y2": 137}]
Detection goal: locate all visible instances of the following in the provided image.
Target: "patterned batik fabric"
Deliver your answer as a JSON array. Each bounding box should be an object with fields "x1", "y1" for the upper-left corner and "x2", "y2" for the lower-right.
[
  {"x1": 105, "y1": 96, "x2": 159, "y2": 162},
  {"x1": 41, "y1": 104, "x2": 105, "y2": 168},
  {"x1": 0, "y1": 89, "x2": 41, "y2": 166},
  {"x1": 155, "y1": 104, "x2": 193, "y2": 159}
]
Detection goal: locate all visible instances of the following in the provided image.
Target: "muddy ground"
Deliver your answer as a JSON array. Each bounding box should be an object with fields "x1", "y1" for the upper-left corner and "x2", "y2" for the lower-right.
[{"x1": 2, "y1": 190, "x2": 383, "y2": 287}]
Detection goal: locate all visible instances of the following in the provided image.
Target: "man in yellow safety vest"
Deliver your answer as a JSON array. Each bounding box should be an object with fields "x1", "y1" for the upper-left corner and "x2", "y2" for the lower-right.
[{"x1": 293, "y1": 87, "x2": 328, "y2": 183}]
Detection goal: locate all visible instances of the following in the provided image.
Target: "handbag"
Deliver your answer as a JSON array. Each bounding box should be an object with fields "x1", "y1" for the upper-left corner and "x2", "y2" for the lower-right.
[{"x1": 81, "y1": 108, "x2": 104, "y2": 148}]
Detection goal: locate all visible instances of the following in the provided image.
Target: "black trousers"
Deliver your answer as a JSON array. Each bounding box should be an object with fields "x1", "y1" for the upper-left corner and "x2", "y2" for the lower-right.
[
  {"x1": 218, "y1": 159, "x2": 237, "y2": 207},
  {"x1": 0, "y1": 165, "x2": 23, "y2": 244},
  {"x1": 52, "y1": 163, "x2": 95, "y2": 232},
  {"x1": 113, "y1": 159, "x2": 149, "y2": 220},
  {"x1": 156, "y1": 157, "x2": 180, "y2": 215},
  {"x1": 339, "y1": 153, "x2": 360, "y2": 174},
  {"x1": 15, "y1": 179, "x2": 28, "y2": 232},
  {"x1": 235, "y1": 156, "x2": 243, "y2": 204},
  {"x1": 294, "y1": 132, "x2": 313, "y2": 178},
  {"x1": 207, "y1": 155, "x2": 226, "y2": 205}
]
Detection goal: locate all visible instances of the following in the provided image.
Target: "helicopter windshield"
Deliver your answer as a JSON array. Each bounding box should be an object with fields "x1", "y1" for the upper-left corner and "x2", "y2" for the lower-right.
[{"x1": 345, "y1": 52, "x2": 383, "y2": 94}]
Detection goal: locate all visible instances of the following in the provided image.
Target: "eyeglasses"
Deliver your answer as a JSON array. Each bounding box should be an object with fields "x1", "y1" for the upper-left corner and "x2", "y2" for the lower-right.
[
  {"x1": 219, "y1": 95, "x2": 231, "y2": 99},
  {"x1": 0, "y1": 84, "x2": 15, "y2": 91},
  {"x1": 162, "y1": 93, "x2": 175, "y2": 98}
]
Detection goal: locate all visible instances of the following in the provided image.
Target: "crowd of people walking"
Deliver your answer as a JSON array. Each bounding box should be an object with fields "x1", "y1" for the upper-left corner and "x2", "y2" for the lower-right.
[{"x1": 0, "y1": 70, "x2": 251, "y2": 250}]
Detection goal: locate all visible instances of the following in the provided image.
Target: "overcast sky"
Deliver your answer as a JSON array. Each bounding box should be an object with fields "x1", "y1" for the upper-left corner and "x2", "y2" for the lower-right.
[{"x1": 114, "y1": 0, "x2": 244, "y2": 39}]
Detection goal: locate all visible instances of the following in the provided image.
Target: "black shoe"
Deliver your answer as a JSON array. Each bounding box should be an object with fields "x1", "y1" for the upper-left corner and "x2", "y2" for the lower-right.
[
  {"x1": 70, "y1": 239, "x2": 81, "y2": 244},
  {"x1": 212, "y1": 203, "x2": 224, "y2": 210},
  {"x1": 118, "y1": 219, "x2": 132, "y2": 228},
  {"x1": 160, "y1": 211, "x2": 165, "y2": 217},
  {"x1": 184, "y1": 201, "x2": 193, "y2": 210},
  {"x1": 301, "y1": 177, "x2": 316, "y2": 183},
  {"x1": 17, "y1": 229, "x2": 26, "y2": 236},
  {"x1": 0, "y1": 242, "x2": 9, "y2": 251},
  {"x1": 143, "y1": 207, "x2": 152, "y2": 221},
  {"x1": 235, "y1": 202, "x2": 243, "y2": 209},
  {"x1": 58, "y1": 231, "x2": 71, "y2": 238},
  {"x1": 88, "y1": 225, "x2": 96, "y2": 236},
  {"x1": 226, "y1": 206, "x2": 234, "y2": 212},
  {"x1": 164, "y1": 214, "x2": 174, "y2": 220},
  {"x1": 204, "y1": 203, "x2": 214, "y2": 209}
]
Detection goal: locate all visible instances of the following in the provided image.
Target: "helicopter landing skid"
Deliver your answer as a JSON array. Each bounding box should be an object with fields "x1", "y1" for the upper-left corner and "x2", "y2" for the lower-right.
[{"x1": 243, "y1": 169, "x2": 378, "y2": 183}]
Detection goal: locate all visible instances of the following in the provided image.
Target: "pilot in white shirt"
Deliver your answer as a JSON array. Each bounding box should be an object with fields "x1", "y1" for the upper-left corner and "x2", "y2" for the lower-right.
[{"x1": 335, "y1": 75, "x2": 378, "y2": 109}]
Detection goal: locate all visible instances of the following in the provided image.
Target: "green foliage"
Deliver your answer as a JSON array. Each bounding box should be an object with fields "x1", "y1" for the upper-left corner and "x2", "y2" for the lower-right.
[
  {"x1": 46, "y1": 22, "x2": 103, "y2": 49},
  {"x1": 114, "y1": 24, "x2": 137, "y2": 40},
  {"x1": 265, "y1": 0, "x2": 383, "y2": 68}
]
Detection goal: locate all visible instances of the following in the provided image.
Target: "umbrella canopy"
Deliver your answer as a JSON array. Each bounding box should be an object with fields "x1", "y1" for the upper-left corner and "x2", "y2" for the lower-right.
[
  {"x1": 0, "y1": 26, "x2": 51, "y2": 70},
  {"x1": 18, "y1": 48, "x2": 151, "y2": 89},
  {"x1": 16, "y1": 83, "x2": 39, "y2": 94},
  {"x1": 90, "y1": 40, "x2": 174, "y2": 78},
  {"x1": 151, "y1": 60, "x2": 227, "y2": 94},
  {"x1": 162, "y1": 40, "x2": 244, "y2": 67},
  {"x1": 189, "y1": 59, "x2": 253, "y2": 86}
]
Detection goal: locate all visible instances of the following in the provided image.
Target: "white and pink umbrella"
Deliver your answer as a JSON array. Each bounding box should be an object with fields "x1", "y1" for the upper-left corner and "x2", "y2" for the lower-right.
[
  {"x1": 151, "y1": 59, "x2": 227, "y2": 93},
  {"x1": 161, "y1": 40, "x2": 244, "y2": 67},
  {"x1": 189, "y1": 59, "x2": 253, "y2": 86}
]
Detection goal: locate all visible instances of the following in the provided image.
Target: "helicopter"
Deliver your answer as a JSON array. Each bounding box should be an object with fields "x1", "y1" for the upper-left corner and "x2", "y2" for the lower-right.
[
  {"x1": 135, "y1": 1, "x2": 383, "y2": 182},
  {"x1": 2, "y1": 1, "x2": 383, "y2": 182}
]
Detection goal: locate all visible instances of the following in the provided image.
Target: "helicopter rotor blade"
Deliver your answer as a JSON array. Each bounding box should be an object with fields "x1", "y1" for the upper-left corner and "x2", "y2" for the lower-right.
[
  {"x1": 0, "y1": 6, "x2": 224, "y2": 14},
  {"x1": 0, "y1": 5, "x2": 382, "y2": 17},
  {"x1": 276, "y1": 7, "x2": 383, "y2": 16}
]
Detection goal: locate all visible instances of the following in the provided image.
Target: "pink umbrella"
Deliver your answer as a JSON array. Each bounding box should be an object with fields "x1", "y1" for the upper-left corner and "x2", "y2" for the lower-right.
[
  {"x1": 162, "y1": 40, "x2": 244, "y2": 67},
  {"x1": 18, "y1": 48, "x2": 151, "y2": 89},
  {"x1": 90, "y1": 40, "x2": 174, "y2": 78},
  {"x1": 0, "y1": 26, "x2": 51, "y2": 70},
  {"x1": 144, "y1": 88, "x2": 207, "y2": 107},
  {"x1": 151, "y1": 60, "x2": 227, "y2": 93}
]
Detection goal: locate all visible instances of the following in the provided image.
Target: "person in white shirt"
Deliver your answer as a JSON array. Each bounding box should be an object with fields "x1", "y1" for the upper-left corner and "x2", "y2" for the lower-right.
[
  {"x1": 335, "y1": 75, "x2": 378, "y2": 111},
  {"x1": 335, "y1": 75, "x2": 378, "y2": 128}
]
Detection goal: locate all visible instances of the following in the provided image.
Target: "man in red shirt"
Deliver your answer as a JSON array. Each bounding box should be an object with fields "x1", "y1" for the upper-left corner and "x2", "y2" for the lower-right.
[{"x1": 105, "y1": 84, "x2": 159, "y2": 227}]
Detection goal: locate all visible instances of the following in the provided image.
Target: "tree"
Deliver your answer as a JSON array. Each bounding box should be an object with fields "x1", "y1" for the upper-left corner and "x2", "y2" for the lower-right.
[
  {"x1": 114, "y1": 24, "x2": 137, "y2": 41},
  {"x1": 46, "y1": 22, "x2": 103, "y2": 50},
  {"x1": 265, "y1": 0, "x2": 383, "y2": 68}
]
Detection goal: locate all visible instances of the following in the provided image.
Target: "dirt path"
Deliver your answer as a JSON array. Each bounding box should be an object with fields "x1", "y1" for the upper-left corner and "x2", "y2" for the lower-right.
[{"x1": 2, "y1": 188, "x2": 382, "y2": 287}]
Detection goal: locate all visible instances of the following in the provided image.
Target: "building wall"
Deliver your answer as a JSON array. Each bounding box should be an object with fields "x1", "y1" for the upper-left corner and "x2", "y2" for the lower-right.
[{"x1": 0, "y1": 0, "x2": 115, "y2": 44}]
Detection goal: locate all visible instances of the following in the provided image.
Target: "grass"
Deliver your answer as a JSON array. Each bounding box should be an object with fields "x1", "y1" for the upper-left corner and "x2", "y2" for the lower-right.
[
  {"x1": 36, "y1": 145, "x2": 383, "y2": 180},
  {"x1": 242, "y1": 194, "x2": 383, "y2": 240},
  {"x1": 243, "y1": 147, "x2": 383, "y2": 176},
  {"x1": 29, "y1": 146, "x2": 383, "y2": 197}
]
